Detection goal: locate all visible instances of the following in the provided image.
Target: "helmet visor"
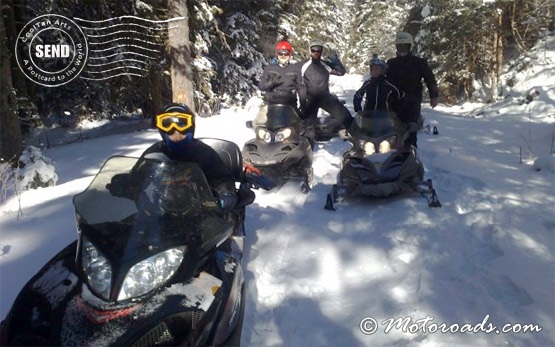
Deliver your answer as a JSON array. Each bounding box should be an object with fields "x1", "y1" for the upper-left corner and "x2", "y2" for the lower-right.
[
  {"x1": 155, "y1": 112, "x2": 193, "y2": 133},
  {"x1": 277, "y1": 49, "x2": 290, "y2": 56}
]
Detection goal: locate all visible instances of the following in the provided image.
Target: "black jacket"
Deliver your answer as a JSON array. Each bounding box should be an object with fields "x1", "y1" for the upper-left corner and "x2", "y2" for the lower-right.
[
  {"x1": 353, "y1": 76, "x2": 404, "y2": 113},
  {"x1": 258, "y1": 62, "x2": 304, "y2": 105},
  {"x1": 140, "y1": 140, "x2": 236, "y2": 195},
  {"x1": 300, "y1": 58, "x2": 346, "y2": 97},
  {"x1": 386, "y1": 54, "x2": 439, "y2": 100}
]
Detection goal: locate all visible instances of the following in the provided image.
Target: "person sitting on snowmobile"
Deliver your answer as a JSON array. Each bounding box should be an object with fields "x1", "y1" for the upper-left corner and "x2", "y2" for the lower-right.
[
  {"x1": 299, "y1": 39, "x2": 352, "y2": 132},
  {"x1": 140, "y1": 103, "x2": 239, "y2": 212},
  {"x1": 353, "y1": 54, "x2": 405, "y2": 114},
  {"x1": 258, "y1": 40, "x2": 304, "y2": 110},
  {"x1": 254, "y1": 41, "x2": 305, "y2": 129}
]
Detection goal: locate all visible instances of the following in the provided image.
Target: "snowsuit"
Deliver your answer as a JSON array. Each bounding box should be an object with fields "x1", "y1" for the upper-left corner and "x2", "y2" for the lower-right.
[
  {"x1": 258, "y1": 62, "x2": 304, "y2": 109},
  {"x1": 386, "y1": 54, "x2": 439, "y2": 147},
  {"x1": 353, "y1": 76, "x2": 405, "y2": 113},
  {"x1": 300, "y1": 57, "x2": 352, "y2": 129}
]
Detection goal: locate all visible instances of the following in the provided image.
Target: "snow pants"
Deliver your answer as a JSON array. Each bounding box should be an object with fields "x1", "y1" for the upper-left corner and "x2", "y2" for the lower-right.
[
  {"x1": 398, "y1": 96, "x2": 422, "y2": 148},
  {"x1": 303, "y1": 93, "x2": 352, "y2": 129}
]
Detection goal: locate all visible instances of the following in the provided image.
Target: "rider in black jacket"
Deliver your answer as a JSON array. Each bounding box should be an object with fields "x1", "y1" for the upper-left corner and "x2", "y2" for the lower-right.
[
  {"x1": 299, "y1": 39, "x2": 352, "y2": 131},
  {"x1": 386, "y1": 32, "x2": 439, "y2": 147},
  {"x1": 353, "y1": 55, "x2": 404, "y2": 113},
  {"x1": 141, "y1": 103, "x2": 238, "y2": 211},
  {"x1": 258, "y1": 41, "x2": 304, "y2": 110}
]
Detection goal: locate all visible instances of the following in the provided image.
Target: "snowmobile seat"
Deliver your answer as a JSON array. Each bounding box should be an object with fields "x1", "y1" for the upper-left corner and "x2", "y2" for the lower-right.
[{"x1": 198, "y1": 138, "x2": 243, "y2": 182}]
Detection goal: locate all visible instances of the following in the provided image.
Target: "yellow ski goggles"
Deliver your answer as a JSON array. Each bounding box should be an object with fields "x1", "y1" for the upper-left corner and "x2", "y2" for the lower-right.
[{"x1": 155, "y1": 112, "x2": 194, "y2": 133}]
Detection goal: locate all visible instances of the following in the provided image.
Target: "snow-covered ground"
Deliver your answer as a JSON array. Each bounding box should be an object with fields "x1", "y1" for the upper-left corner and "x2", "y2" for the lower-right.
[{"x1": 1, "y1": 35, "x2": 554, "y2": 346}]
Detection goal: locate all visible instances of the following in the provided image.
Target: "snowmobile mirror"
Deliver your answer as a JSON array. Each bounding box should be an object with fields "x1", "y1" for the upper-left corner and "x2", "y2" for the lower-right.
[{"x1": 246, "y1": 121, "x2": 253, "y2": 129}]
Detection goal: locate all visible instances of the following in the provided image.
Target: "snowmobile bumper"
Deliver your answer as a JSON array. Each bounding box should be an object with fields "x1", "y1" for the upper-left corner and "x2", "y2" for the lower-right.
[
  {"x1": 358, "y1": 181, "x2": 403, "y2": 197},
  {"x1": 242, "y1": 137, "x2": 312, "y2": 166},
  {"x1": 242, "y1": 137, "x2": 313, "y2": 187}
]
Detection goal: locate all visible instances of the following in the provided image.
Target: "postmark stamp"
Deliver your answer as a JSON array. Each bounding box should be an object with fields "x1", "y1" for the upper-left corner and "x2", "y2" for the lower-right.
[{"x1": 15, "y1": 14, "x2": 88, "y2": 87}]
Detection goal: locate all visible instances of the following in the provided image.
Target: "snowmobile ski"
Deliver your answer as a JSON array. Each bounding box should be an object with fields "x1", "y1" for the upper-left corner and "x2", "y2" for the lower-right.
[
  {"x1": 417, "y1": 179, "x2": 442, "y2": 207},
  {"x1": 324, "y1": 184, "x2": 345, "y2": 211}
]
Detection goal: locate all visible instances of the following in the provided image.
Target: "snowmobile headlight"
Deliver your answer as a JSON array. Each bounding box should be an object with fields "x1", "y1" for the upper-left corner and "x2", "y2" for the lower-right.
[
  {"x1": 274, "y1": 128, "x2": 292, "y2": 142},
  {"x1": 379, "y1": 140, "x2": 391, "y2": 153},
  {"x1": 118, "y1": 246, "x2": 186, "y2": 301},
  {"x1": 82, "y1": 238, "x2": 112, "y2": 300},
  {"x1": 360, "y1": 141, "x2": 375, "y2": 155},
  {"x1": 378, "y1": 136, "x2": 396, "y2": 153},
  {"x1": 257, "y1": 128, "x2": 272, "y2": 143}
]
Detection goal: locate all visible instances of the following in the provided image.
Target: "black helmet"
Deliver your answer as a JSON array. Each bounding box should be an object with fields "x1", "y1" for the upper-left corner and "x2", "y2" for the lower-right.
[{"x1": 162, "y1": 103, "x2": 194, "y2": 114}]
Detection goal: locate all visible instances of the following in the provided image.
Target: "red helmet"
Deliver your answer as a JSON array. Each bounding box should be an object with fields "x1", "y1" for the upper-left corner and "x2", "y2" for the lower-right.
[{"x1": 275, "y1": 41, "x2": 293, "y2": 56}]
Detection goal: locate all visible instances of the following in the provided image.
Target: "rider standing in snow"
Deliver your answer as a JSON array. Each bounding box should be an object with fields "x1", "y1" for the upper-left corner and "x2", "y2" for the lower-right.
[
  {"x1": 353, "y1": 54, "x2": 405, "y2": 113},
  {"x1": 299, "y1": 39, "x2": 352, "y2": 132},
  {"x1": 140, "y1": 103, "x2": 238, "y2": 212},
  {"x1": 258, "y1": 40, "x2": 304, "y2": 112},
  {"x1": 386, "y1": 32, "x2": 439, "y2": 148}
]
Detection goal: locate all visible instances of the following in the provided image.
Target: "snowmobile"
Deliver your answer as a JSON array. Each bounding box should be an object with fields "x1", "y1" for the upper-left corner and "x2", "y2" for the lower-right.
[
  {"x1": 324, "y1": 110, "x2": 441, "y2": 210},
  {"x1": 0, "y1": 139, "x2": 262, "y2": 346},
  {"x1": 302, "y1": 96, "x2": 348, "y2": 143},
  {"x1": 242, "y1": 103, "x2": 313, "y2": 193},
  {"x1": 314, "y1": 96, "x2": 345, "y2": 141}
]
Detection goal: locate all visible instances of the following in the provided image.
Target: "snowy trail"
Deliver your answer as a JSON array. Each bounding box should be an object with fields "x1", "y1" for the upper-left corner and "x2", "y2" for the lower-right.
[
  {"x1": 239, "y1": 103, "x2": 554, "y2": 346},
  {"x1": 1, "y1": 67, "x2": 553, "y2": 346}
]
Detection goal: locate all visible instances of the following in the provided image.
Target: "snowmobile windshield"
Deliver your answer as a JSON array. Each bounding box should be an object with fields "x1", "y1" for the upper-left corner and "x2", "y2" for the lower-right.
[
  {"x1": 350, "y1": 110, "x2": 396, "y2": 138},
  {"x1": 73, "y1": 156, "x2": 220, "y2": 261},
  {"x1": 265, "y1": 104, "x2": 300, "y2": 131}
]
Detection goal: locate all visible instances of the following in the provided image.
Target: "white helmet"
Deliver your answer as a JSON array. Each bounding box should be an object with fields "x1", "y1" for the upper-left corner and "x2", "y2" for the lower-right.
[
  {"x1": 309, "y1": 38, "x2": 325, "y2": 52},
  {"x1": 395, "y1": 32, "x2": 414, "y2": 46}
]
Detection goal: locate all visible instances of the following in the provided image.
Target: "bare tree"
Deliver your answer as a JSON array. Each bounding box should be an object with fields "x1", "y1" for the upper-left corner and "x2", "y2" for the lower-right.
[
  {"x1": 492, "y1": 9, "x2": 504, "y2": 101},
  {"x1": 168, "y1": 0, "x2": 195, "y2": 111}
]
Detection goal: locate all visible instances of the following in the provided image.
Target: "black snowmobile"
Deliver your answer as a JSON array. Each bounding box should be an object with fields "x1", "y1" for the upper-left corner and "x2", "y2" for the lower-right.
[
  {"x1": 299, "y1": 95, "x2": 348, "y2": 143},
  {"x1": 313, "y1": 96, "x2": 348, "y2": 142},
  {"x1": 325, "y1": 110, "x2": 441, "y2": 210},
  {"x1": 242, "y1": 103, "x2": 313, "y2": 193},
  {"x1": 0, "y1": 139, "x2": 261, "y2": 346}
]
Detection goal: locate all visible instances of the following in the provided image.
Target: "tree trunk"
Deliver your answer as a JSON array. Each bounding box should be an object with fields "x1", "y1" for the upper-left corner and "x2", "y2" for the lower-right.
[
  {"x1": 5, "y1": 0, "x2": 38, "y2": 131},
  {"x1": 168, "y1": 0, "x2": 195, "y2": 111},
  {"x1": 0, "y1": 9, "x2": 23, "y2": 164},
  {"x1": 495, "y1": 10, "x2": 504, "y2": 99},
  {"x1": 4, "y1": 0, "x2": 27, "y2": 96}
]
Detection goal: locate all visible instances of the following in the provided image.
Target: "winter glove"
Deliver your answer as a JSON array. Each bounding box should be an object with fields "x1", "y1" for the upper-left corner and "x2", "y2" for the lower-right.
[
  {"x1": 106, "y1": 173, "x2": 131, "y2": 198},
  {"x1": 269, "y1": 56, "x2": 278, "y2": 65},
  {"x1": 324, "y1": 53, "x2": 340, "y2": 67},
  {"x1": 269, "y1": 74, "x2": 283, "y2": 88},
  {"x1": 329, "y1": 53, "x2": 340, "y2": 66},
  {"x1": 219, "y1": 191, "x2": 237, "y2": 212}
]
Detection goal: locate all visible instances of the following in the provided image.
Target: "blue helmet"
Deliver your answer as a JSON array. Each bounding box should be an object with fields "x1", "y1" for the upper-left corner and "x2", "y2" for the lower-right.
[
  {"x1": 155, "y1": 103, "x2": 196, "y2": 152},
  {"x1": 369, "y1": 54, "x2": 388, "y2": 74}
]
